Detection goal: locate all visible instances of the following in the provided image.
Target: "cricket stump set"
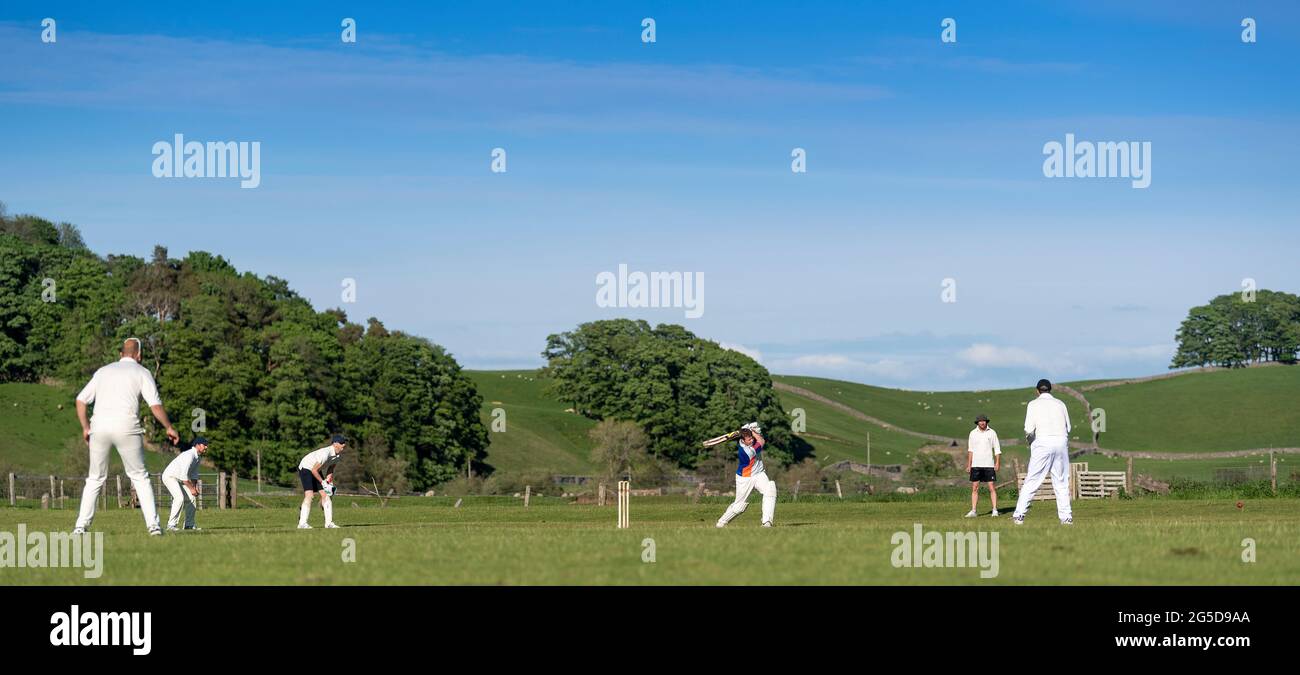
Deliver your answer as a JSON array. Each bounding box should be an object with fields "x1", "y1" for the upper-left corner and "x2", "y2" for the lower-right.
[{"x1": 616, "y1": 480, "x2": 630, "y2": 528}]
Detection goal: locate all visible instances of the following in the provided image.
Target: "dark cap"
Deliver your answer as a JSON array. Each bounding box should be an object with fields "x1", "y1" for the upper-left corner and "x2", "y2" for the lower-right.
[
  {"x1": 192, "y1": 436, "x2": 209, "y2": 447},
  {"x1": 974, "y1": 414, "x2": 990, "y2": 425},
  {"x1": 1036, "y1": 379, "x2": 1052, "y2": 392},
  {"x1": 332, "y1": 434, "x2": 347, "y2": 445}
]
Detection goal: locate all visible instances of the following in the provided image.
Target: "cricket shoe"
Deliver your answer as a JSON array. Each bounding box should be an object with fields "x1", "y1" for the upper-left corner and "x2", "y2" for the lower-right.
[
  {"x1": 715, "y1": 521, "x2": 726, "y2": 528},
  {"x1": 1061, "y1": 518, "x2": 1073, "y2": 526},
  {"x1": 297, "y1": 523, "x2": 312, "y2": 529},
  {"x1": 166, "y1": 527, "x2": 181, "y2": 532},
  {"x1": 72, "y1": 528, "x2": 86, "y2": 535},
  {"x1": 964, "y1": 509, "x2": 978, "y2": 518},
  {"x1": 184, "y1": 527, "x2": 202, "y2": 531},
  {"x1": 324, "y1": 522, "x2": 339, "y2": 529},
  {"x1": 761, "y1": 522, "x2": 773, "y2": 528},
  {"x1": 148, "y1": 528, "x2": 163, "y2": 536},
  {"x1": 990, "y1": 510, "x2": 999, "y2": 517},
  {"x1": 1012, "y1": 515, "x2": 1025, "y2": 525}
]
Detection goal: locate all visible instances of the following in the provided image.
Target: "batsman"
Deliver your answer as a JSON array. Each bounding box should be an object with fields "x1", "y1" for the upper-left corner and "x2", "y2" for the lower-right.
[{"x1": 715, "y1": 422, "x2": 777, "y2": 528}]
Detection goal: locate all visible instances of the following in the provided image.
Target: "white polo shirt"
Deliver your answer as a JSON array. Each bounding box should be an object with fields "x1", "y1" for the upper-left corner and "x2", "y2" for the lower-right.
[
  {"x1": 967, "y1": 427, "x2": 1001, "y2": 468},
  {"x1": 76, "y1": 357, "x2": 163, "y2": 435},
  {"x1": 163, "y1": 449, "x2": 202, "y2": 482},
  {"x1": 1024, "y1": 392, "x2": 1071, "y2": 438},
  {"x1": 298, "y1": 447, "x2": 341, "y2": 473}
]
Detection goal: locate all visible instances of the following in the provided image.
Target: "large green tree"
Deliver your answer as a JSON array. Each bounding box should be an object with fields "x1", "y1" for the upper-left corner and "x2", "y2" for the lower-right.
[
  {"x1": 0, "y1": 204, "x2": 486, "y2": 490},
  {"x1": 1172, "y1": 291, "x2": 1300, "y2": 368},
  {"x1": 543, "y1": 319, "x2": 810, "y2": 467}
]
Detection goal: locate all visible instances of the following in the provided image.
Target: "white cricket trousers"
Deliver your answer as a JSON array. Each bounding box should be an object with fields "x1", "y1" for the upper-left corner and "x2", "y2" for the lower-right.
[
  {"x1": 718, "y1": 471, "x2": 777, "y2": 526},
  {"x1": 1012, "y1": 435, "x2": 1073, "y2": 521},
  {"x1": 75, "y1": 431, "x2": 160, "y2": 531},
  {"x1": 162, "y1": 475, "x2": 197, "y2": 529}
]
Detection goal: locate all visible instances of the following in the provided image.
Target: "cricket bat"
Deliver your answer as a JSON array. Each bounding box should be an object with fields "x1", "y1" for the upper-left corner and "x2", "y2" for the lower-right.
[{"x1": 702, "y1": 430, "x2": 740, "y2": 448}]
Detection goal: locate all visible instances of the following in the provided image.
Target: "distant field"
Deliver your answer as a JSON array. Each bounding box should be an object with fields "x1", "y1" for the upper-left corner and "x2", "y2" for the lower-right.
[
  {"x1": 0, "y1": 382, "x2": 173, "y2": 476},
  {"x1": 777, "y1": 387, "x2": 930, "y2": 465},
  {"x1": 466, "y1": 370, "x2": 596, "y2": 474},
  {"x1": 3, "y1": 498, "x2": 1297, "y2": 585},
  {"x1": 1083, "y1": 367, "x2": 1300, "y2": 453},
  {"x1": 774, "y1": 375, "x2": 1092, "y2": 444}
]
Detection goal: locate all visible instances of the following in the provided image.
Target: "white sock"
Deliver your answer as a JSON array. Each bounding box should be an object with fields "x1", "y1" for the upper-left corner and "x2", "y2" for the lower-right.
[
  {"x1": 323, "y1": 499, "x2": 333, "y2": 526},
  {"x1": 299, "y1": 502, "x2": 310, "y2": 525}
]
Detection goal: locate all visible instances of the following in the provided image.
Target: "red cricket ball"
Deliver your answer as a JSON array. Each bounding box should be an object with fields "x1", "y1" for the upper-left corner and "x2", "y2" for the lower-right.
[{"x1": 1236, "y1": 501, "x2": 1244, "y2": 509}]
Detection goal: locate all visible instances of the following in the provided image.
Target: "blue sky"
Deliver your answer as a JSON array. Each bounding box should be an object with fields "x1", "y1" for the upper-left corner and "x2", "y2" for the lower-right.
[{"x1": 2, "y1": 1, "x2": 1297, "y2": 390}]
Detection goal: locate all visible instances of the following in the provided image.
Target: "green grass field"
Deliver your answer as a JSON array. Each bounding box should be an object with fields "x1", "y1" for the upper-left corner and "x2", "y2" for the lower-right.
[
  {"x1": 1084, "y1": 367, "x2": 1300, "y2": 452},
  {"x1": 0, "y1": 383, "x2": 173, "y2": 476},
  {"x1": 775, "y1": 375, "x2": 1094, "y2": 444},
  {"x1": 466, "y1": 370, "x2": 597, "y2": 474},
  {"x1": 3, "y1": 498, "x2": 1296, "y2": 585}
]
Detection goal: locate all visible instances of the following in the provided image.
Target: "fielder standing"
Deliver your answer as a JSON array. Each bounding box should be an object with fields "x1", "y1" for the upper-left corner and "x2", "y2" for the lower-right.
[
  {"x1": 73, "y1": 338, "x2": 180, "y2": 536},
  {"x1": 162, "y1": 437, "x2": 208, "y2": 531},
  {"x1": 965, "y1": 414, "x2": 1001, "y2": 517},
  {"x1": 715, "y1": 422, "x2": 777, "y2": 528},
  {"x1": 1012, "y1": 379, "x2": 1073, "y2": 525},
  {"x1": 297, "y1": 435, "x2": 346, "y2": 529}
]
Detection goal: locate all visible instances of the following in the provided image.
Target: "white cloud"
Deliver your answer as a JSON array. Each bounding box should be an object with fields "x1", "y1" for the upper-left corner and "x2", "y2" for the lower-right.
[
  {"x1": 1097, "y1": 344, "x2": 1175, "y2": 362},
  {"x1": 720, "y1": 342, "x2": 763, "y2": 363},
  {"x1": 957, "y1": 343, "x2": 1048, "y2": 369}
]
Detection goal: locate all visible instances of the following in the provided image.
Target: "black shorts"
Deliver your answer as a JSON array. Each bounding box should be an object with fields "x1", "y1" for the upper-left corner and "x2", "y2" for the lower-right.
[
  {"x1": 298, "y1": 468, "x2": 323, "y2": 492},
  {"x1": 970, "y1": 467, "x2": 997, "y2": 483}
]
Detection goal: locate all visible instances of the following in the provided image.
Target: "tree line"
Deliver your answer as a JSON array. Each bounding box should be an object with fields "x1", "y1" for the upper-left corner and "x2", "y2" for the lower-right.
[
  {"x1": 1171, "y1": 290, "x2": 1300, "y2": 368},
  {"x1": 0, "y1": 203, "x2": 487, "y2": 491}
]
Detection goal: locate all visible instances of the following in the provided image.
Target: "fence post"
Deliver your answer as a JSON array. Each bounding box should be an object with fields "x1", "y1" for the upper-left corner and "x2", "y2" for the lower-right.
[
  {"x1": 1125, "y1": 457, "x2": 1134, "y2": 495},
  {"x1": 1271, "y1": 451, "x2": 1277, "y2": 495},
  {"x1": 231, "y1": 470, "x2": 238, "y2": 509},
  {"x1": 218, "y1": 471, "x2": 227, "y2": 510},
  {"x1": 835, "y1": 480, "x2": 843, "y2": 499},
  {"x1": 693, "y1": 481, "x2": 705, "y2": 504},
  {"x1": 1012, "y1": 458, "x2": 1021, "y2": 487},
  {"x1": 116, "y1": 475, "x2": 123, "y2": 509},
  {"x1": 41, "y1": 493, "x2": 50, "y2": 509},
  {"x1": 59, "y1": 479, "x2": 65, "y2": 509},
  {"x1": 49, "y1": 475, "x2": 56, "y2": 504},
  {"x1": 196, "y1": 479, "x2": 203, "y2": 510},
  {"x1": 793, "y1": 480, "x2": 801, "y2": 502},
  {"x1": 598, "y1": 483, "x2": 606, "y2": 506},
  {"x1": 256, "y1": 448, "x2": 262, "y2": 494},
  {"x1": 8, "y1": 472, "x2": 14, "y2": 507},
  {"x1": 524, "y1": 485, "x2": 531, "y2": 507}
]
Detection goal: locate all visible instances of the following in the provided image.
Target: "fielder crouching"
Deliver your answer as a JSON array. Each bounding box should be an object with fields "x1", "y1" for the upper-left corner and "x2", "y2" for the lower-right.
[
  {"x1": 716, "y1": 422, "x2": 777, "y2": 528},
  {"x1": 162, "y1": 437, "x2": 208, "y2": 531},
  {"x1": 297, "y1": 434, "x2": 346, "y2": 529}
]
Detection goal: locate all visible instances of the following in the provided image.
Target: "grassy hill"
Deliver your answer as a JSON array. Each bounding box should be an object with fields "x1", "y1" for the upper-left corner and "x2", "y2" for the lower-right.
[
  {"x1": 1082, "y1": 367, "x2": 1300, "y2": 453},
  {"x1": 0, "y1": 382, "x2": 174, "y2": 476},
  {"x1": 5, "y1": 366, "x2": 1297, "y2": 484},
  {"x1": 774, "y1": 375, "x2": 1093, "y2": 445},
  {"x1": 465, "y1": 370, "x2": 596, "y2": 475}
]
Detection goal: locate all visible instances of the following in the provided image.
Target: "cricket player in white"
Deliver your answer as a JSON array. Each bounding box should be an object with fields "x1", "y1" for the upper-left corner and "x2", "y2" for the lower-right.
[
  {"x1": 1013, "y1": 379, "x2": 1073, "y2": 525},
  {"x1": 716, "y1": 422, "x2": 777, "y2": 528},
  {"x1": 965, "y1": 414, "x2": 1001, "y2": 517},
  {"x1": 297, "y1": 435, "x2": 346, "y2": 529},
  {"x1": 73, "y1": 338, "x2": 181, "y2": 535},
  {"x1": 162, "y1": 437, "x2": 208, "y2": 531}
]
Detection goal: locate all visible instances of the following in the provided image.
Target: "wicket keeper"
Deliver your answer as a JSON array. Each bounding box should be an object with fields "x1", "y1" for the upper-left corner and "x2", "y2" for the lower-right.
[
  {"x1": 162, "y1": 437, "x2": 208, "y2": 531},
  {"x1": 297, "y1": 434, "x2": 346, "y2": 529}
]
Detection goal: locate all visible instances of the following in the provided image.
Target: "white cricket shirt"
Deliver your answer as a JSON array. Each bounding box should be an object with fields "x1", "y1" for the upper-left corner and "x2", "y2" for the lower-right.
[
  {"x1": 1024, "y1": 393, "x2": 1071, "y2": 438},
  {"x1": 75, "y1": 357, "x2": 164, "y2": 434},
  {"x1": 298, "y1": 447, "x2": 341, "y2": 472},
  {"x1": 163, "y1": 449, "x2": 202, "y2": 482},
  {"x1": 967, "y1": 427, "x2": 1002, "y2": 467}
]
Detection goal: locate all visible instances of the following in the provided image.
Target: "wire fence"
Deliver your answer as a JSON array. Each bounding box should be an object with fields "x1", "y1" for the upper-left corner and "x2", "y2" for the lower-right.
[{"x1": 3, "y1": 471, "x2": 228, "y2": 509}]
